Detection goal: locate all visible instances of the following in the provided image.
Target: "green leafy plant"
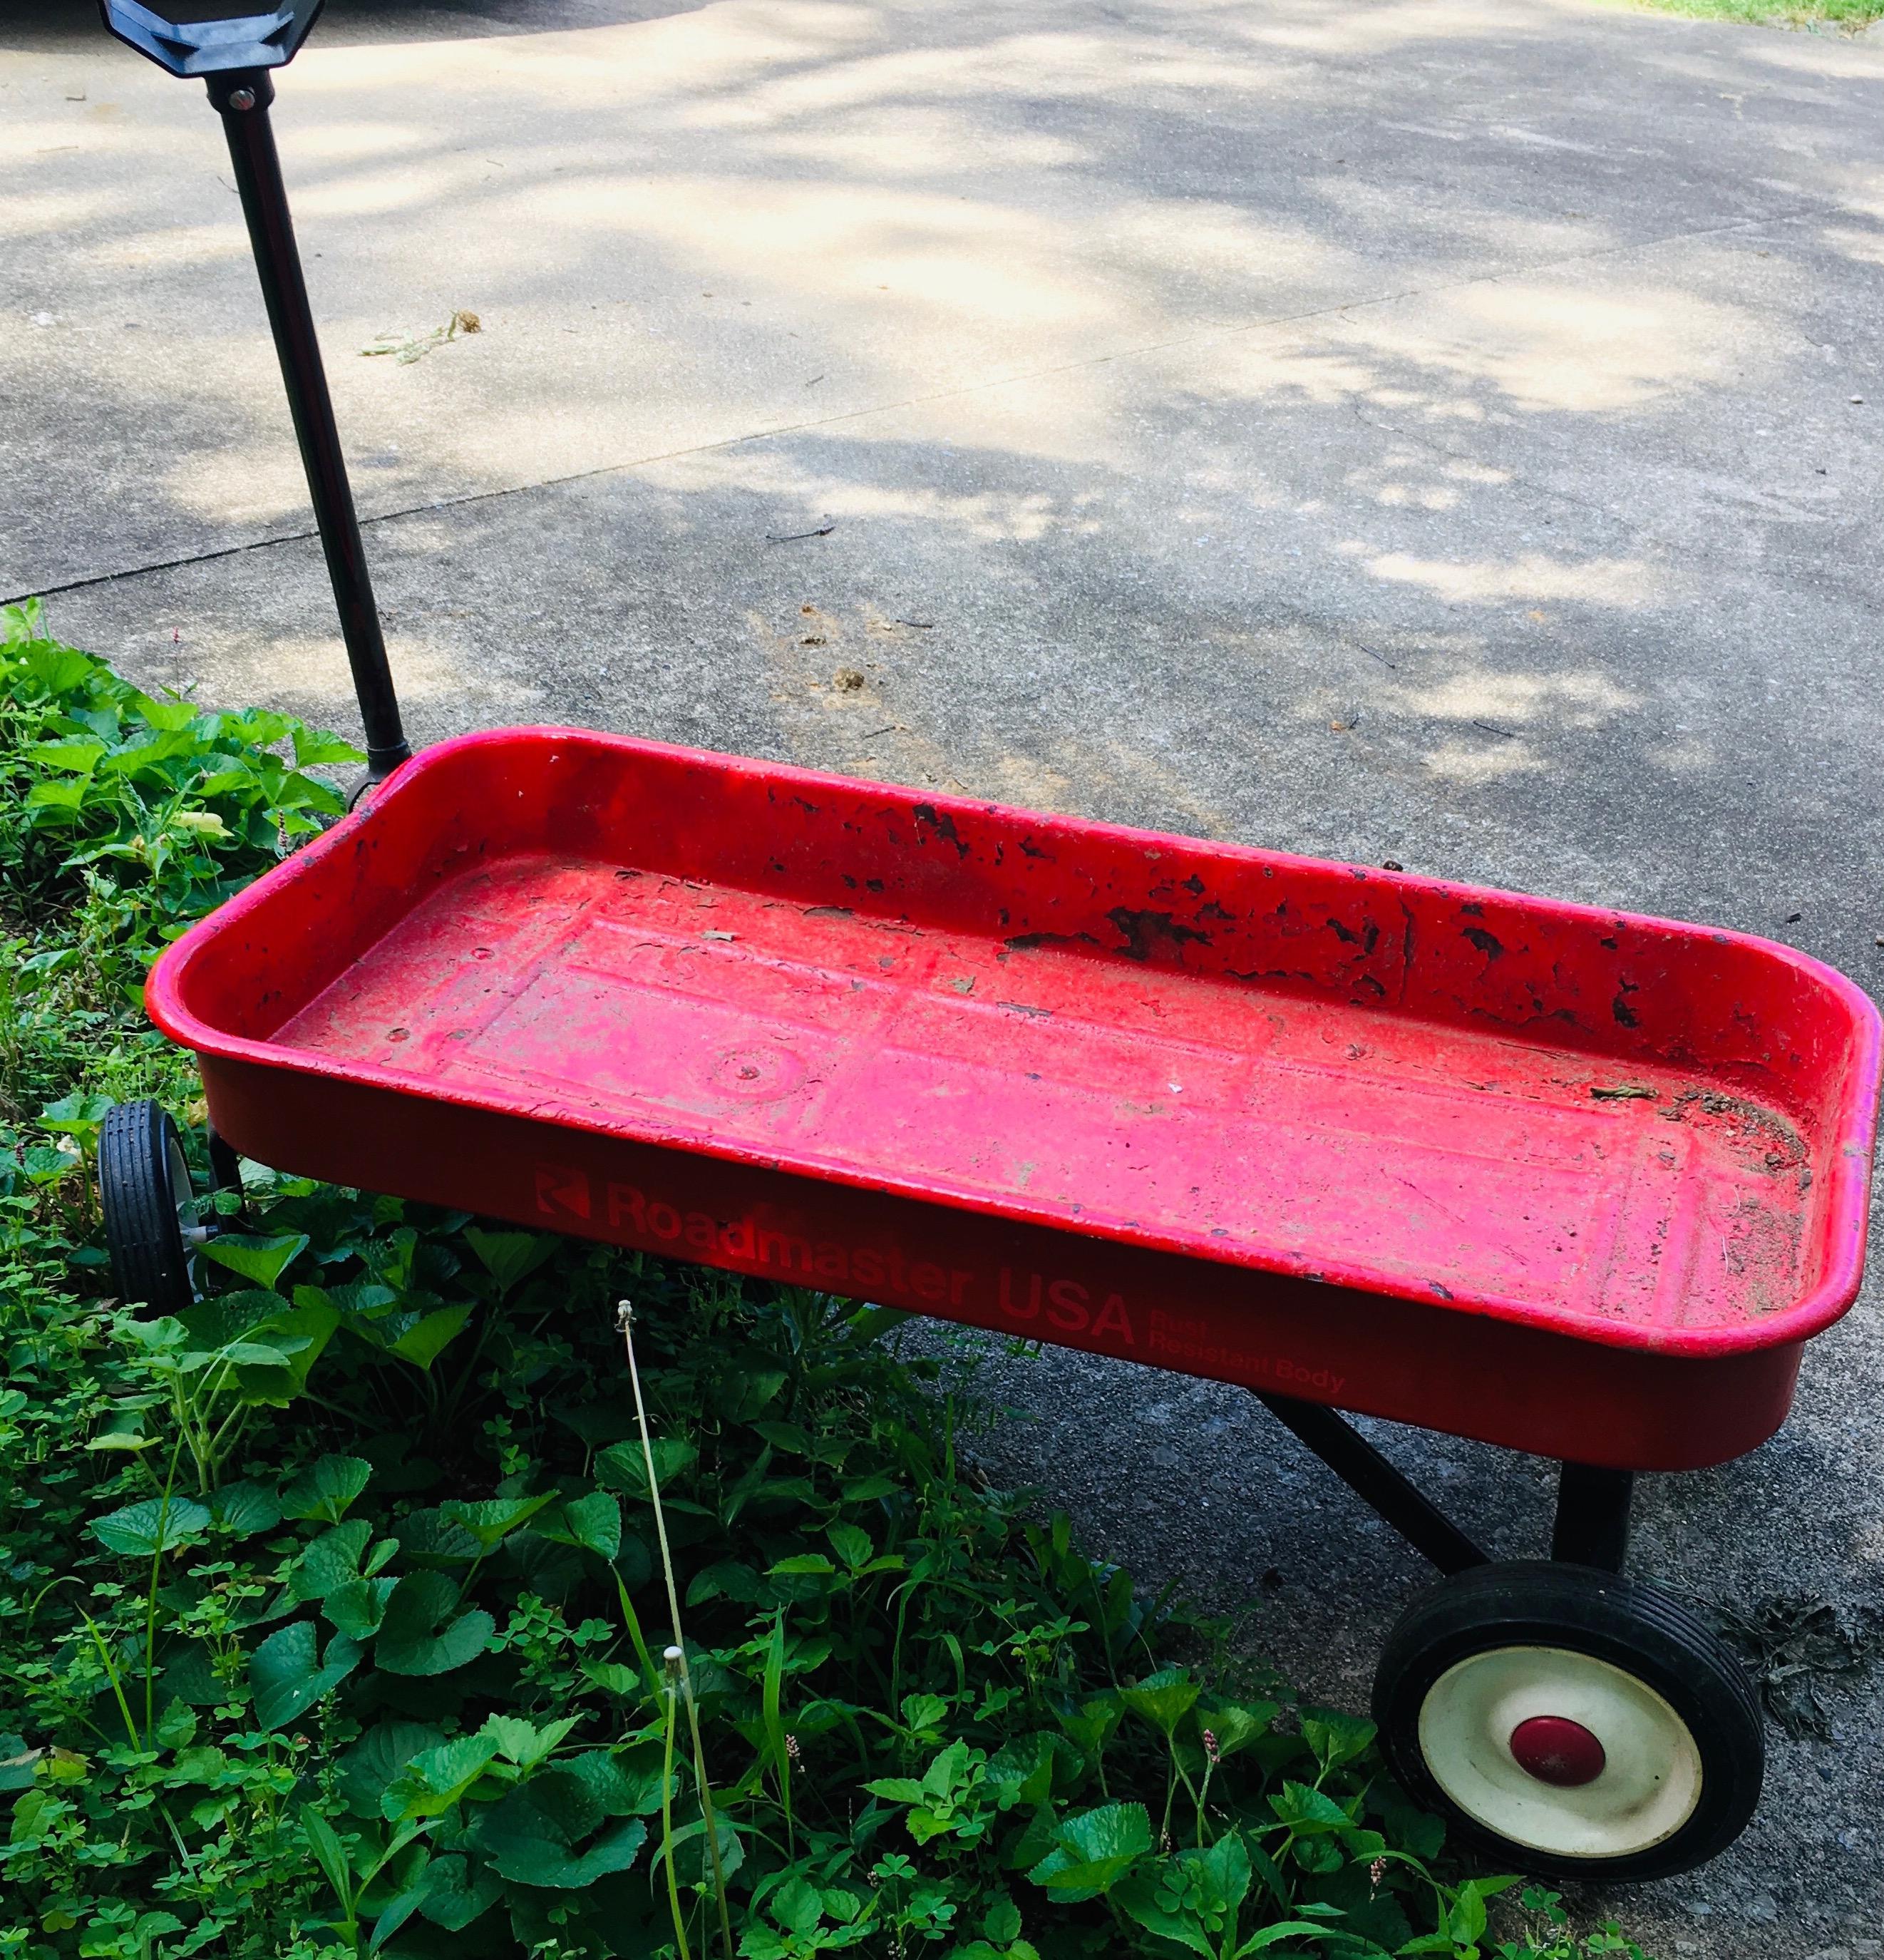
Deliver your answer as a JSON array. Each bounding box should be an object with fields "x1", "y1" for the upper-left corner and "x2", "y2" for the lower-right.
[{"x1": 0, "y1": 602, "x2": 1657, "y2": 1960}]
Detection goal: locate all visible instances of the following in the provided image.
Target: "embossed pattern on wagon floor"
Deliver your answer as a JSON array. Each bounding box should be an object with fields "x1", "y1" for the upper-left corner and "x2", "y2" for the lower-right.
[{"x1": 278, "y1": 853, "x2": 1820, "y2": 1335}]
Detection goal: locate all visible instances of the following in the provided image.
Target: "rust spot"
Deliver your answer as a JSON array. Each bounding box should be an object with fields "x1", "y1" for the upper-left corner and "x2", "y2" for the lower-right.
[
  {"x1": 1180, "y1": 873, "x2": 1205, "y2": 896},
  {"x1": 1462, "y1": 925, "x2": 1504, "y2": 960},
  {"x1": 1107, "y1": 907, "x2": 1210, "y2": 963},
  {"x1": 1006, "y1": 930, "x2": 1102, "y2": 953},
  {"x1": 912, "y1": 804, "x2": 970, "y2": 859},
  {"x1": 1612, "y1": 992, "x2": 1640, "y2": 1029}
]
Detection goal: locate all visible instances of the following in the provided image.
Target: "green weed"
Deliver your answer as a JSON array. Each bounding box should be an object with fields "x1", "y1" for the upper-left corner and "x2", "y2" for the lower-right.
[{"x1": 0, "y1": 598, "x2": 1654, "y2": 1960}]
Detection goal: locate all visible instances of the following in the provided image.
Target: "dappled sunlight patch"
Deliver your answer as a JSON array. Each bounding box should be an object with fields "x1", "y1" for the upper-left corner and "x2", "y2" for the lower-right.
[
  {"x1": 162, "y1": 448, "x2": 316, "y2": 531},
  {"x1": 81, "y1": 222, "x2": 267, "y2": 270},
  {"x1": 1235, "y1": 0, "x2": 1551, "y2": 56},
  {"x1": 758, "y1": 103, "x2": 1094, "y2": 175},
  {"x1": 291, "y1": 122, "x2": 435, "y2": 165},
  {"x1": 1821, "y1": 222, "x2": 1884, "y2": 269},
  {"x1": 1389, "y1": 663, "x2": 1640, "y2": 731},
  {"x1": 1343, "y1": 450, "x2": 1511, "y2": 511},
  {"x1": 0, "y1": 189, "x2": 120, "y2": 240},
  {"x1": 652, "y1": 446, "x2": 1103, "y2": 543},
  {"x1": 1339, "y1": 279, "x2": 1756, "y2": 415},
  {"x1": 1419, "y1": 734, "x2": 1544, "y2": 783},
  {"x1": 1356, "y1": 548, "x2": 1659, "y2": 608},
  {"x1": 298, "y1": 158, "x2": 504, "y2": 222}
]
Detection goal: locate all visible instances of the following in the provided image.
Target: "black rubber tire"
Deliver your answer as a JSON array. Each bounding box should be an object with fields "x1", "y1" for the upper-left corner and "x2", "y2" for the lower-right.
[
  {"x1": 97, "y1": 1101, "x2": 198, "y2": 1313},
  {"x1": 1373, "y1": 1560, "x2": 1763, "y2": 1882}
]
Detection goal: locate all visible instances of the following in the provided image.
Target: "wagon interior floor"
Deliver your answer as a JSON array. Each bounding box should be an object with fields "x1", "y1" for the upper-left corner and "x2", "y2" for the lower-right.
[{"x1": 274, "y1": 853, "x2": 1815, "y2": 1335}]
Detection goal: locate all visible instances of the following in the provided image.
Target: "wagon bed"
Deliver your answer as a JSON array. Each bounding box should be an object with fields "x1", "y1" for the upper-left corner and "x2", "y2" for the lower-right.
[{"x1": 148, "y1": 728, "x2": 1880, "y2": 1472}]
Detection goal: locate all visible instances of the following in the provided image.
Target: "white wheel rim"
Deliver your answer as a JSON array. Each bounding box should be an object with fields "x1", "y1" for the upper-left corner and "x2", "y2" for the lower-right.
[
  {"x1": 170, "y1": 1134, "x2": 209, "y2": 1248},
  {"x1": 1419, "y1": 1644, "x2": 1703, "y2": 1859}
]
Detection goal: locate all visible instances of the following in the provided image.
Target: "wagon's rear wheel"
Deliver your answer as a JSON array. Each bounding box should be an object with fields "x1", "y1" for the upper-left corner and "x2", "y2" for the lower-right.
[
  {"x1": 1372, "y1": 1561, "x2": 1762, "y2": 1881},
  {"x1": 98, "y1": 1100, "x2": 207, "y2": 1313}
]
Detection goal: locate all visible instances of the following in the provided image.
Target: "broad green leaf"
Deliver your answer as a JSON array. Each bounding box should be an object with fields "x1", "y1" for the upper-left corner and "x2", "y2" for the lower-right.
[
  {"x1": 251, "y1": 1622, "x2": 361, "y2": 1730},
  {"x1": 415, "y1": 1854, "x2": 502, "y2": 1931},
  {"x1": 23, "y1": 641, "x2": 97, "y2": 692},
  {"x1": 25, "y1": 778, "x2": 89, "y2": 811},
  {"x1": 183, "y1": 1290, "x2": 339, "y2": 1405},
  {"x1": 41, "y1": 1091, "x2": 113, "y2": 1137},
  {"x1": 91, "y1": 1496, "x2": 211, "y2": 1558},
  {"x1": 376, "y1": 1571, "x2": 495, "y2": 1676},
  {"x1": 130, "y1": 692, "x2": 201, "y2": 733},
  {"x1": 338, "y1": 1722, "x2": 446, "y2": 1817},
  {"x1": 476, "y1": 1770, "x2": 649, "y2": 1888},
  {"x1": 398, "y1": 1508, "x2": 482, "y2": 1565},
  {"x1": 537, "y1": 1491, "x2": 621, "y2": 1560},
  {"x1": 209, "y1": 1480, "x2": 283, "y2": 1539},
  {"x1": 768, "y1": 1554, "x2": 835, "y2": 1576},
  {"x1": 380, "y1": 1734, "x2": 500, "y2": 1822},
  {"x1": 1194, "y1": 1695, "x2": 1279, "y2": 1763},
  {"x1": 563, "y1": 1745, "x2": 666, "y2": 1818},
  {"x1": 438, "y1": 1494, "x2": 555, "y2": 1549},
  {"x1": 1115, "y1": 1874, "x2": 1215, "y2": 1959},
  {"x1": 1121, "y1": 1666, "x2": 1199, "y2": 1738},
  {"x1": 200, "y1": 1232, "x2": 308, "y2": 1290},
  {"x1": 1301, "y1": 1707, "x2": 1375, "y2": 1773},
  {"x1": 289, "y1": 1521, "x2": 374, "y2": 1601},
  {"x1": 594, "y1": 1437, "x2": 696, "y2": 1499},
  {"x1": 26, "y1": 739, "x2": 104, "y2": 773},
  {"x1": 292, "y1": 727, "x2": 366, "y2": 769},
  {"x1": 827, "y1": 1522, "x2": 873, "y2": 1571},
  {"x1": 282, "y1": 1454, "x2": 374, "y2": 1524},
  {"x1": 387, "y1": 1305, "x2": 473, "y2": 1370},
  {"x1": 463, "y1": 1226, "x2": 557, "y2": 1295},
  {"x1": 773, "y1": 1877, "x2": 825, "y2": 1934},
  {"x1": 983, "y1": 1898, "x2": 1023, "y2": 1945},
  {"x1": 481, "y1": 1714, "x2": 577, "y2": 1772},
  {"x1": 985, "y1": 1733, "x2": 1057, "y2": 1808},
  {"x1": 324, "y1": 1576, "x2": 398, "y2": 1639},
  {"x1": 1267, "y1": 1780, "x2": 1352, "y2": 1835},
  {"x1": 901, "y1": 1693, "x2": 949, "y2": 1734},
  {"x1": 163, "y1": 1643, "x2": 240, "y2": 1709},
  {"x1": 1027, "y1": 1802, "x2": 1151, "y2": 1902}
]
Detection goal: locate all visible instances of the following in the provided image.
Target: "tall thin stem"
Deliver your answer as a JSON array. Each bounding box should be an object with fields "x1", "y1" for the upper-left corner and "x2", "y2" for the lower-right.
[{"x1": 619, "y1": 1301, "x2": 734, "y2": 1960}]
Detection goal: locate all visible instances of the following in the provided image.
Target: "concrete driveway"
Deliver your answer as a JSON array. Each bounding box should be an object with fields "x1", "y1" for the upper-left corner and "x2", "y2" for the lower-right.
[{"x1": 4, "y1": 0, "x2": 1883, "y2": 1949}]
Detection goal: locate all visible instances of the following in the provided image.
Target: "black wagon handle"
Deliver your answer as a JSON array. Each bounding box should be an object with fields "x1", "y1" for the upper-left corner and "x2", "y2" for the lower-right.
[{"x1": 99, "y1": 1, "x2": 411, "y2": 785}]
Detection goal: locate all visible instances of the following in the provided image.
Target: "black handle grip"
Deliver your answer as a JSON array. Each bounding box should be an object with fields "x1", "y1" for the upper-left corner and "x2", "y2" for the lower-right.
[{"x1": 99, "y1": 0, "x2": 324, "y2": 77}]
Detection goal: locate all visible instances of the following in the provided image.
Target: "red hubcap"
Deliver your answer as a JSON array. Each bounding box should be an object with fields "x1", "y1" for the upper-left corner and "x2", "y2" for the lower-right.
[{"x1": 1508, "y1": 1715, "x2": 1607, "y2": 1787}]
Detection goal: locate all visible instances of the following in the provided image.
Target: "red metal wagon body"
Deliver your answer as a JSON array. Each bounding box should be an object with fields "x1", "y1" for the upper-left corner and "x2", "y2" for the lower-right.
[
  {"x1": 97, "y1": 1, "x2": 1884, "y2": 1878},
  {"x1": 148, "y1": 727, "x2": 1880, "y2": 1474}
]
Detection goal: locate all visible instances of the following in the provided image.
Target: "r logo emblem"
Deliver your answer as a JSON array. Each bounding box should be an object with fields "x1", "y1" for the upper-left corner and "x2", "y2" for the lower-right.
[{"x1": 535, "y1": 1164, "x2": 591, "y2": 1220}]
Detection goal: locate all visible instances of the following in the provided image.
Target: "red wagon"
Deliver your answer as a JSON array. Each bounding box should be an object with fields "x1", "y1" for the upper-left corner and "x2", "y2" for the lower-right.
[{"x1": 96, "y1": 0, "x2": 1881, "y2": 1884}]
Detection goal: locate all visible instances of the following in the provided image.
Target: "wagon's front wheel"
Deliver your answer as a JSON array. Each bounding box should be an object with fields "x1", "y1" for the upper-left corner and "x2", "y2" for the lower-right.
[
  {"x1": 1372, "y1": 1561, "x2": 1762, "y2": 1881},
  {"x1": 98, "y1": 1100, "x2": 207, "y2": 1313}
]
